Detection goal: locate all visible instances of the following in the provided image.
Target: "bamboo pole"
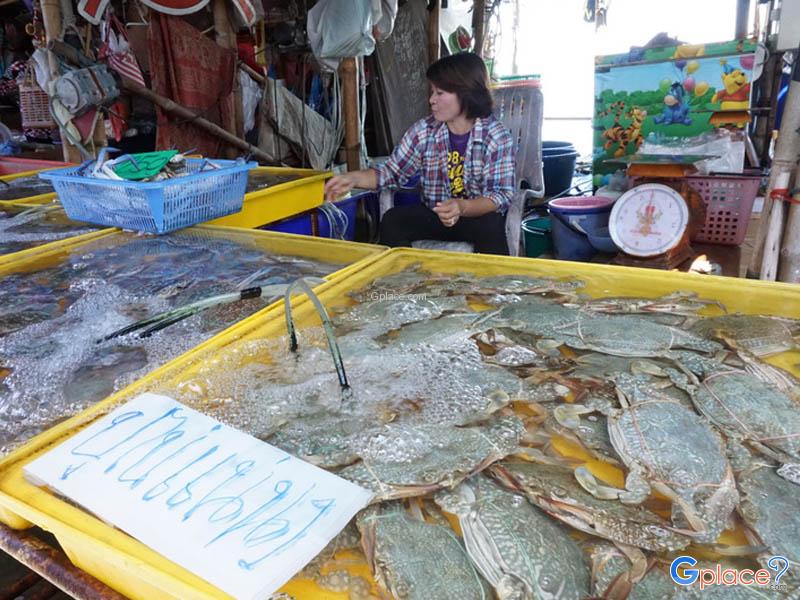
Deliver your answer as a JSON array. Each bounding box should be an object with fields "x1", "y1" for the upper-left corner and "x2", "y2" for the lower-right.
[
  {"x1": 472, "y1": 0, "x2": 485, "y2": 57},
  {"x1": 749, "y1": 44, "x2": 800, "y2": 279},
  {"x1": 213, "y1": 0, "x2": 244, "y2": 159},
  {"x1": 339, "y1": 57, "x2": 360, "y2": 171},
  {"x1": 760, "y1": 175, "x2": 788, "y2": 280},
  {"x1": 777, "y1": 163, "x2": 800, "y2": 281},
  {"x1": 428, "y1": 0, "x2": 440, "y2": 64},
  {"x1": 240, "y1": 61, "x2": 266, "y2": 86},
  {"x1": 120, "y1": 79, "x2": 277, "y2": 164},
  {"x1": 40, "y1": 0, "x2": 81, "y2": 163}
]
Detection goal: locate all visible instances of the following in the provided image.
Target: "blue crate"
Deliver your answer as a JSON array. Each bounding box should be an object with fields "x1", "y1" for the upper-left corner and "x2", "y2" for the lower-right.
[
  {"x1": 39, "y1": 159, "x2": 257, "y2": 234},
  {"x1": 263, "y1": 194, "x2": 363, "y2": 240}
]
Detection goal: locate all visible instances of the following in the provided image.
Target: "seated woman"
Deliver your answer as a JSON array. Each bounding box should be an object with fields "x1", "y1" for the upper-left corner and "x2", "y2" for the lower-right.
[{"x1": 324, "y1": 52, "x2": 516, "y2": 255}]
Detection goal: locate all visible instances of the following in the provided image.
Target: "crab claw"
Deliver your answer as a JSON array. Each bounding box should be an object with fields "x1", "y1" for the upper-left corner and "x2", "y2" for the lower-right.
[
  {"x1": 574, "y1": 466, "x2": 622, "y2": 500},
  {"x1": 553, "y1": 404, "x2": 593, "y2": 429}
]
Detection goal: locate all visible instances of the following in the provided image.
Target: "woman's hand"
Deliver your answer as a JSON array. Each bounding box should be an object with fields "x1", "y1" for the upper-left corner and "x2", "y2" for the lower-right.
[
  {"x1": 324, "y1": 169, "x2": 379, "y2": 201},
  {"x1": 324, "y1": 173, "x2": 358, "y2": 201},
  {"x1": 433, "y1": 199, "x2": 463, "y2": 227}
]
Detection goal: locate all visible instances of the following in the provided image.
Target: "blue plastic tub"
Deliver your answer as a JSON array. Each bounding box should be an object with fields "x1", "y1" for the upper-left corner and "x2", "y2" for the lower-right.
[
  {"x1": 394, "y1": 172, "x2": 422, "y2": 207},
  {"x1": 263, "y1": 196, "x2": 358, "y2": 240},
  {"x1": 39, "y1": 159, "x2": 256, "y2": 234},
  {"x1": 543, "y1": 140, "x2": 575, "y2": 155},
  {"x1": 548, "y1": 196, "x2": 615, "y2": 261},
  {"x1": 543, "y1": 151, "x2": 579, "y2": 197}
]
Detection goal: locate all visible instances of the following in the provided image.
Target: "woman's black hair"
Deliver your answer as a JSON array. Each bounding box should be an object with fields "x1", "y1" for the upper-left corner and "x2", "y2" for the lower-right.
[{"x1": 426, "y1": 52, "x2": 493, "y2": 119}]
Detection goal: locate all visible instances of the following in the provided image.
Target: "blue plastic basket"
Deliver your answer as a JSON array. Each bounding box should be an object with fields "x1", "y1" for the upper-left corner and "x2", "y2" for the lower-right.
[{"x1": 39, "y1": 159, "x2": 257, "y2": 234}]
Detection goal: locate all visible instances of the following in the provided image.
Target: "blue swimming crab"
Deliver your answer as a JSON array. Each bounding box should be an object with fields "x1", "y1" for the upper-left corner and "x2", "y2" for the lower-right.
[
  {"x1": 585, "y1": 540, "x2": 680, "y2": 600},
  {"x1": 357, "y1": 502, "x2": 491, "y2": 599},
  {"x1": 567, "y1": 291, "x2": 725, "y2": 327},
  {"x1": 687, "y1": 360, "x2": 800, "y2": 484},
  {"x1": 338, "y1": 416, "x2": 524, "y2": 501},
  {"x1": 489, "y1": 460, "x2": 692, "y2": 553},
  {"x1": 434, "y1": 474, "x2": 591, "y2": 600},
  {"x1": 480, "y1": 298, "x2": 722, "y2": 360},
  {"x1": 728, "y1": 443, "x2": 800, "y2": 572},
  {"x1": 424, "y1": 273, "x2": 584, "y2": 305},
  {"x1": 575, "y1": 373, "x2": 739, "y2": 544},
  {"x1": 332, "y1": 294, "x2": 473, "y2": 336},
  {"x1": 689, "y1": 313, "x2": 800, "y2": 357}
]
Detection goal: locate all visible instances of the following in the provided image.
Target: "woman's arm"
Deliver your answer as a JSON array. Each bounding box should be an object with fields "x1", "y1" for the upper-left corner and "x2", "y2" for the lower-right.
[
  {"x1": 456, "y1": 197, "x2": 497, "y2": 217},
  {"x1": 481, "y1": 124, "x2": 516, "y2": 212},
  {"x1": 432, "y1": 196, "x2": 497, "y2": 226},
  {"x1": 324, "y1": 169, "x2": 378, "y2": 200},
  {"x1": 324, "y1": 119, "x2": 427, "y2": 201}
]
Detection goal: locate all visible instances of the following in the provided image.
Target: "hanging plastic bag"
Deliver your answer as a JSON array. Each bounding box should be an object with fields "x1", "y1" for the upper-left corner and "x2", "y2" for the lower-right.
[
  {"x1": 307, "y1": 0, "x2": 375, "y2": 70},
  {"x1": 99, "y1": 15, "x2": 146, "y2": 87},
  {"x1": 238, "y1": 68, "x2": 262, "y2": 135},
  {"x1": 372, "y1": 0, "x2": 398, "y2": 41}
]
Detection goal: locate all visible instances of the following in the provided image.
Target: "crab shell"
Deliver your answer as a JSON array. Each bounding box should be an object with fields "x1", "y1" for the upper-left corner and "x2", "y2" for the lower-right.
[
  {"x1": 357, "y1": 503, "x2": 490, "y2": 600},
  {"x1": 488, "y1": 461, "x2": 692, "y2": 553},
  {"x1": 608, "y1": 398, "x2": 738, "y2": 544},
  {"x1": 435, "y1": 474, "x2": 591, "y2": 600}
]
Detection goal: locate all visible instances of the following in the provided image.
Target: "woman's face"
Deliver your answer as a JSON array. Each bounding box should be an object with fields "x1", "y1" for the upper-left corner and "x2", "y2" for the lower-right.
[{"x1": 429, "y1": 84, "x2": 463, "y2": 122}]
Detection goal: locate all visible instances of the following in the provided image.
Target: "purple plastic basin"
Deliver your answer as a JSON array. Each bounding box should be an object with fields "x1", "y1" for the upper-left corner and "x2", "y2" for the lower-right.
[{"x1": 548, "y1": 196, "x2": 617, "y2": 213}]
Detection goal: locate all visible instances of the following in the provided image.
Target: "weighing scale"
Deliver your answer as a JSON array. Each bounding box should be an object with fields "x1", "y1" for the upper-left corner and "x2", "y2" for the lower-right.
[{"x1": 605, "y1": 155, "x2": 709, "y2": 269}]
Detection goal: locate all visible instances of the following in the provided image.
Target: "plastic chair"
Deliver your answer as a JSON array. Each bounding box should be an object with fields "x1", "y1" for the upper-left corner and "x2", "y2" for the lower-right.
[{"x1": 379, "y1": 82, "x2": 544, "y2": 255}]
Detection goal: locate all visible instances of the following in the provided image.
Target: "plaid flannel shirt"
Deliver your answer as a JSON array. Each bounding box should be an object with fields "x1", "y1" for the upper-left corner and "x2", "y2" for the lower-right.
[{"x1": 374, "y1": 115, "x2": 516, "y2": 213}]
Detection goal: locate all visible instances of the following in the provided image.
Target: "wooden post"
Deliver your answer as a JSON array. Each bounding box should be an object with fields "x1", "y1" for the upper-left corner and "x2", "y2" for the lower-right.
[
  {"x1": 40, "y1": 0, "x2": 81, "y2": 162},
  {"x1": 472, "y1": 0, "x2": 485, "y2": 57},
  {"x1": 777, "y1": 164, "x2": 800, "y2": 281},
  {"x1": 213, "y1": 0, "x2": 244, "y2": 159},
  {"x1": 428, "y1": 0, "x2": 440, "y2": 64},
  {"x1": 750, "y1": 43, "x2": 800, "y2": 279},
  {"x1": 339, "y1": 57, "x2": 360, "y2": 171},
  {"x1": 752, "y1": 51, "x2": 780, "y2": 164}
]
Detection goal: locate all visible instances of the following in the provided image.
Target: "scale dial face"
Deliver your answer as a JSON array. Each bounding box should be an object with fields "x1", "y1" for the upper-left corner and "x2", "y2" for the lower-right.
[{"x1": 609, "y1": 183, "x2": 689, "y2": 257}]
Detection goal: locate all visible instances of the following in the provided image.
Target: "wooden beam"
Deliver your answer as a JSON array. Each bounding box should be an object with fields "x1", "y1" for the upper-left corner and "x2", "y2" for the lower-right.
[
  {"x1": 121, "y1": 78, "x2": 277, "y2": 164},
  {"x1": 428, "y1": 0, "x2": 440, "y2": 64},
  {"x1": 213, "y1": 0, "x2": 244, "y2": 159},
  {"x1": 240, "y1": 61, "x2": 265, "y2": 86},
  {"x1": 472, "y1": 0, "x2": 485, "y2": 57},
  {"x1": 339, "y1": 57, "x2": 361, "y2": 171}
]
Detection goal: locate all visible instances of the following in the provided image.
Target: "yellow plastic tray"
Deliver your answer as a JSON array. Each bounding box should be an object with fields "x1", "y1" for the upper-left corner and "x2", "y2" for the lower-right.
[
  {"x1": 0, "y1": 168, "x2": 60, "y2": 205},
  {"x1": 0, "y1": 224, "x2": 383, "y2": 278},
  {"x1": 205, "y1": 167, "x2": 331, "y2": 229},
  {"x1": 0, "y1": 248, "x2": 798, "y2": 599},
  {"x1": 0, "y1": 203, "x2": 112, "y2": 258},
  {"x1": 0, "y1": 227, "x2": 117, "y2": 271}
]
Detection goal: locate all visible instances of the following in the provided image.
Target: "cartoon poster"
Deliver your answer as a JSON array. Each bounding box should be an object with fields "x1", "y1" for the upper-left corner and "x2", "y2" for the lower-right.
[{"x1": 593, "y1": 49, "x2": 756, "y2": 175}]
